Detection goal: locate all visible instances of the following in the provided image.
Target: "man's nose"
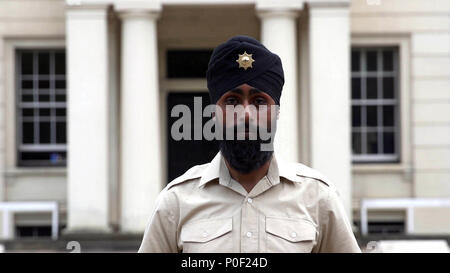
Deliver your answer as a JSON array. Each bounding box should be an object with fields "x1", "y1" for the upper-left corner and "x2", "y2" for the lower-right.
[{"x1": 241, "y1": 100, "x2": 254, "y2": 123}]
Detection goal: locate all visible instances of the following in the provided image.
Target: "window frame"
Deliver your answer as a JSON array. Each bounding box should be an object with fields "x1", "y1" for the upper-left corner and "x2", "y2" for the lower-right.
[
  {"x1": 166, "y1": 49, "x2": 213, "y2": 79},
  {"x1": 351, "y1": 35, "x2": 412, "y2": 175},
  {"x1": 15, "y1": 49, "x2": 67, "y2": 167},
  {"x1": 351, "y1": 46, "x2": 400, "y2": 163},
  {"x1": 4, "y1": 39, "x2": 66, "y2": 171}
]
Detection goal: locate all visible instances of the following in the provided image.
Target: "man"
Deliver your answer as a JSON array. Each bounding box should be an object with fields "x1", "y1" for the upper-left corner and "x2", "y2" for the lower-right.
[{"x1": 138, "y1": 35, "x2": 361, "y2": 253}]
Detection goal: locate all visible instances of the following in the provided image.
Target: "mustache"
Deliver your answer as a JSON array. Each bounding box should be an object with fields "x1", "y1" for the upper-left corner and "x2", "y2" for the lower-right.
[
  {"x1": 222, "y1": 123, "x2": 270, "y2": 133},
  {"x1": 219, "y1": 124, "x2": 273, "y2": 143},
  {"x1": 234, "y1": 123, "x2": 258, "y2": 132}
]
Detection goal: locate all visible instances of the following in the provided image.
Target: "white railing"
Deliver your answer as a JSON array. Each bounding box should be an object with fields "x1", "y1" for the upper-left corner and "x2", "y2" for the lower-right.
[
  {"x1": 360, "y1": 198, "x2": 450, "y2": 236},
  {"x1": 0, "y1": 201, "x2": 59, "y2": 240}
]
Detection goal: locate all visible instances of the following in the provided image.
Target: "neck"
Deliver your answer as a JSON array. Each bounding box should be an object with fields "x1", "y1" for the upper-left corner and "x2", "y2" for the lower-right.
[{"x1": 224, "y1": 156, "x2": 272, "y2": 193}]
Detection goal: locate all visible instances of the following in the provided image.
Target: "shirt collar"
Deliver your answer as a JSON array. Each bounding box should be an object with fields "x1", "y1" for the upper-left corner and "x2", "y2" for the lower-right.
[
  {"x1": 198, "y1": 151, "x2": 222, "y2": 188},
  {"x1": 198, "y1": 150, "x2": 300, "y2": 188}
]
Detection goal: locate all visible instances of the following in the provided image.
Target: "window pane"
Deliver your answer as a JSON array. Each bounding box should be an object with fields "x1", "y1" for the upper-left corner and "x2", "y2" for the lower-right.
[
  {"x1": 383, "y1": 77, "x2": 394, "y2": 99},
  {"x1": 55, "y1": 80, "x2": 65, "y2": 89},
  {"x1": 352, "y1": 78, "x2": 361, "y2": 99},
  {"x1": 352, "y1": 106, "x2": 361, "y2": 127},
  {"x1": 19, "y1": 152, "x2": 66, "y2": 165},
  {"x1": 367, "y1": 106, "x2": 378, "y2": 127},
  {"x1": 21, "y1": 95, "x2": 33, "y2": 102},
  {"x1": 39, "y1": 108, "x2": 51, "y2": 116},
  {"x1": 22, "y1": 109, "x2": 34, "y2": 117},
  {"x1": 167, "y1": 50, "x2": 212, "y2": 78},
  {"x1": 383, "y1": 50, "x2": 393, "y2": 71},
  {"x1": 55, "y1": 52, "x2": 66, "y2": 75},
  {"x1": 56, "y1": 108, "x2": 66, "y2": 116},
  {"x1": 56, "y1": 122, "x2": 66, "y2": 143},
  {"x1": 21, "y1": 80, "x2": 33, "y2": 89},
  {"x1": 22, "y1": 122, "x2": 34, "y2": 144},
  {"x1": 367, "y1": 132, "x2": 378, "y2": 154},
  {"x1": 39, "y1": 80, "x2": 50, "y2": 89},
  {"x1": 39, "y1": 94, "x2": 50, "y2": 102},
  {"x1": 21, "y1": 152, "x2": 50, "y2": 161},
  {"x1": 383, "y1": 132, "x2": 395, "y2": 154},
  {"x1": 367, "y1": 51, "x2": 378, "y2": 71},
  {"x1": 351, "y1": 50, "x2": 360, "y2": 71},
  {"x1": 38, "y1": 52, "x2": 50, "y2": 75},
  {"x1": 55, "y1": 94, "x2": 66, "y2": 102},
  {"x1": 39, "y1": 122, "x2": 51, "y2": 143},
  {"x1": 383, "y1": 105, "x2": 394, "y2": 126},
  {"x1": 21, "y1": 52, "x2": 33, "y2": 75},
  {"x1": 352, "y1": 132, "x2": 362, "y2": 154},
  {"x1": 50, "y1": 152, "x2": 66, "y2": 164},
  {"x1": 366, "y1": 77, "x2": 378, "y2": 99}
]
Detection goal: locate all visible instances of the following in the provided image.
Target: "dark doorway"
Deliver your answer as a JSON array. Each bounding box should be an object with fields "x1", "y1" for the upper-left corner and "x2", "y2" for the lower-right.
[{"x1": 167, "y1": 92, "x2": 219, "y2": 183}]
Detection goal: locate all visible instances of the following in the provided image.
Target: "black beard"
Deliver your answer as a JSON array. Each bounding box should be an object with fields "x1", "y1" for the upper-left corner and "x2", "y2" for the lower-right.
[{"x1": 219, "y1": 125, "x2": 274, "y2": 174}]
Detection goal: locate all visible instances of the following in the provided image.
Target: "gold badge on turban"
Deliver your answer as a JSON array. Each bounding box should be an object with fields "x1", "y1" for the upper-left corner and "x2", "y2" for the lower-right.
[{"x1": 236, "y1": 51, "x2": 255, "y2": 70}]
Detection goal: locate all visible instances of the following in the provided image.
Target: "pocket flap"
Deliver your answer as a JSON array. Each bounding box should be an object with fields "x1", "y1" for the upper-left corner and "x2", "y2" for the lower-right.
[
  {"x1": 181, "y1": 218, "x2": 232, "y2": 243},
  {"x1": 266, "y1": 217, "x2": 316, "y2": 243}
]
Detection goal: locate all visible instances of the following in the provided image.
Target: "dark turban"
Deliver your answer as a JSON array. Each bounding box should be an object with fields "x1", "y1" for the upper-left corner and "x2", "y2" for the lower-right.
[{"x1": 206, "y1": 35, "x2": 285, "y2": 105}]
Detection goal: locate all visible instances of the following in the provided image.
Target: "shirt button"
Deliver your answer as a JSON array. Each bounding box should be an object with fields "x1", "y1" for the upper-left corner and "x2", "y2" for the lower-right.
[
  {"x1": 291, "y1": 232, "x2": 297, "y2": 238},
  {"x1": 247, "y1": 198, "x2": 253, "y2": 204},
  {"x1": 202, "y1": 231, "x2": 208, "y2": 238},
  {"x1": 246, "y1": 232, "x2": 252, "y2": 238}
]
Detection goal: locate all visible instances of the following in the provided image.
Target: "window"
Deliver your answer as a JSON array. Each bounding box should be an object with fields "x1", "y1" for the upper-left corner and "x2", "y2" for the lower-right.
[
  {"x1": 351, "y1": 47, "x2": 399, "y2": 163},
  {"x1": 16, "y1": 225, "x2": 52, "y2": 238},
  {"x1": 166, "y1": 49, "x2": 213, "y2": 78},
  {"x1": 16, "y1": 49, "x2": 66, "y2": 167},
  {"x1": 354, "y1": 221, "x2": 404, "y2": 235}
]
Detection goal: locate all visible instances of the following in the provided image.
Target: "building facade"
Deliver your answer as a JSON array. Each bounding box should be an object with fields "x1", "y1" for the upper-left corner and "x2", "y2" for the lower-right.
[{"x1": 0, "y1": 0, "x2": 449, "y2": 239}]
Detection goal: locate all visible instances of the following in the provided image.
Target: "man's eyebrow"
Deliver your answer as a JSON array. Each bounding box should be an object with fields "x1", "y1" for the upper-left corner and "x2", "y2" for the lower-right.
[
  {"x1": 249, "y1": 88, "x2": 263, "y2": 95},
  {"x1": 229, "y1": 88, "x2": 263, "y2": 95},
  {"x1": 229, "y1": 89, "x2": 243, "y2": 95}
]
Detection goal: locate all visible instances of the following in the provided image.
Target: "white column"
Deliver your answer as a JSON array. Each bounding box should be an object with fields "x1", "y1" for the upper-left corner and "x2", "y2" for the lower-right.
[
  {"x1": 257, "y1": 5, "x2": 302, "y2": 163},
  {"x1": 116, "y1": 2, "x2": 163, "y2": 233},
  {"x1": 66, "y1": 4, "x2": 111, "y2": 232},
  {"x1": 308, "y1": 1, "x2": 352, "y2": 221}
]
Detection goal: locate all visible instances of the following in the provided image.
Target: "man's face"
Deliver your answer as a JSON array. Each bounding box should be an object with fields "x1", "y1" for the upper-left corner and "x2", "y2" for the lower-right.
[
  {"x1": 215, "y1": 83, "x2": 278, "y2": 140},
  {"x1": 214, "y1": 83, "x2": 278, "y2": 173}
]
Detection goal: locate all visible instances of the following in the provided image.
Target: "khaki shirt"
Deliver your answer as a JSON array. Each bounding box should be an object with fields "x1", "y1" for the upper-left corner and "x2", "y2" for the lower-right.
[{"x1": 138, "y1": 151, "x2": 361, "y2": 253}]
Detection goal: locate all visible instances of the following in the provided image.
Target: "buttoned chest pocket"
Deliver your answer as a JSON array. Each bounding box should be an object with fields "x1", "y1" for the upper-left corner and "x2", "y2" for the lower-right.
[
  {"x1": 181, "y1": 218, "x2": 233, "y2": 253},
  {"x1": 265, "y1": 217, "x2": 317, "y2": 253}
]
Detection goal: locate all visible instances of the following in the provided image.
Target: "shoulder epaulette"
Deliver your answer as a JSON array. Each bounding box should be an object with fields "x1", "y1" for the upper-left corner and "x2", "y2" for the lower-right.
[
  {"x1": 295, "y1": 163, "x2": 336, "y2": 191},
  {"x1": 166, "y1": 163, "x2": 208, "y2": 190}
]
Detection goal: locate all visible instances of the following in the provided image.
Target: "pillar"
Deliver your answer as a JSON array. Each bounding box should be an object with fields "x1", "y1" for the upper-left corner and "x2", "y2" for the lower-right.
[
  {"x1": 257, "y1": 1, "x2": 303, "y2": 163},
  {"x1": 308, "y1": 0, "x2": 353, "y2": 221},
  {"x1": 66, "y1": 3, "x2": 112, "y2": 232},
  {"x1": 116, "y1": 1, "x2": 163, "y2": 233}
]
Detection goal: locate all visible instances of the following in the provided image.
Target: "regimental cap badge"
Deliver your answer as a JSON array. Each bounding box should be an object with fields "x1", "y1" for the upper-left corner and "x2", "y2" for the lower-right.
[{"x1": 236, "y1": 51, "x2": 255, "y2": 70}]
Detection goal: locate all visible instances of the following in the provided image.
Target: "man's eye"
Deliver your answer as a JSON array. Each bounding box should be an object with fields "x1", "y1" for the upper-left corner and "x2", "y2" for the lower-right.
[
  {"x1": 253, "y1": 97, "x2": 267, "y2": 105},
  {"x1": 225, "y1": 97, "x2": 239, "y2": 105}
]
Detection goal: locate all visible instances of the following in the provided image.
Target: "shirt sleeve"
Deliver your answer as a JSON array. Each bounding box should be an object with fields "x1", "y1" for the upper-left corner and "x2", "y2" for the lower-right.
[
  {"x1": 314, "y1": 187, "x2": 361, "y2": 253},
  {"x1": 138, "y1": 188, "x2": 179, "y2": 253}
]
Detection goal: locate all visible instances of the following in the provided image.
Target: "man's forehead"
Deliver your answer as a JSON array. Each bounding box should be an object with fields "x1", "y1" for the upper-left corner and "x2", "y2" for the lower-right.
[{"x1": 227, "y1": 86, "x2": 264, "y2": 96}]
